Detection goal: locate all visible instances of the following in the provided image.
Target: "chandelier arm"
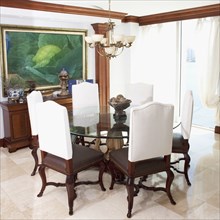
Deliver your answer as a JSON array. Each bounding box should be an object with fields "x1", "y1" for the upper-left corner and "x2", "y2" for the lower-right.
[
  {"x1": 96, "y1": 47, "x2": 107, "y2": 57},
  {"x1": 124, "y1": 43, "x2": 133, "y2": 48},
  {"x1": 113, "y1": 47, "x2": 124, "y2": 57},
  {"x1": 85, "y1": 0, "x2": 135, "y2": 59}
]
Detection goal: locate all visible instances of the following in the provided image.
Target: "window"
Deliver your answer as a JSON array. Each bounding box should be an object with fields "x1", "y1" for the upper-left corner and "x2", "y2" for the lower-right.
[{"x1": 181, "y1": 19, "x2": 216, "y2": 129}]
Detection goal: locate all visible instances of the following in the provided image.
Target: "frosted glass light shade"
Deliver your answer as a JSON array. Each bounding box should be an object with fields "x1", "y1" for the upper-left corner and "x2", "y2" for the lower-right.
[
  {"x1": 101, "y1": 38, "x2": 107, "y2": 45},
  {"x1": 125, "y1": 36, "x2": 136, "y2": 43},
  {"x1": 92, "y1": 34, "x2": 104, "y2": 42},
  {"x1": 113, "y1": 35, "x2": 124, "y2": 42},
  {"x1": 85, "y1": 20, "x2": 135, "y2": 58},
  {"x1": 105, "y1": 46, "x2": 115, "y2": 55},
  {"x1": 85, "y1": 36, "x2": 93, "y2": 44}
]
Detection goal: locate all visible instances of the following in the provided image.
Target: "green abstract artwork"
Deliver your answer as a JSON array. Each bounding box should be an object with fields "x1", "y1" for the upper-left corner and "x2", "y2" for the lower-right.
[{"x1": 1, "y1": 25, "x2": 86, "y2": 91}]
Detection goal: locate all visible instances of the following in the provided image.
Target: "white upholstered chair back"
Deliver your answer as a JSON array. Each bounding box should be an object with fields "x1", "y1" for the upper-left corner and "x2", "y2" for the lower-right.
[
  {"x1": 72, "y1": 82, "x2": 100, "y2": 115},
  {"x1": 126, "y1": 83, "x2": 153, "y2": 106},
  {"x1": 181, "y1": 90, "x2": 194, "y2": 139},
  {"x1": 36, "y1": 101, "x2": 72, "y2": 160},
  {"x1": 27, "y1": 91, "x2": 43, "y2": 136},
  {"x1": 128, "y1": 102, "x2": 174, "y2": 162},
  {"x1": 73, "y1": 113, "x2": 99, "y2": 127}
]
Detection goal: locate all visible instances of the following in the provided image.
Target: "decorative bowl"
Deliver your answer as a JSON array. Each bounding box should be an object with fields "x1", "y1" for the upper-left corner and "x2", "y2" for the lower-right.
[{"x1": 108, "y1": 94, "x2": 131, "y2": 117}]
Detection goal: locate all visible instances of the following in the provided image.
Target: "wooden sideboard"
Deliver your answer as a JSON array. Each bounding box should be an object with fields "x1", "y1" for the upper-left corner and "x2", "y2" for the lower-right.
[{"x1": 0, "y1": 95, "x2": 72, "y2": 153}]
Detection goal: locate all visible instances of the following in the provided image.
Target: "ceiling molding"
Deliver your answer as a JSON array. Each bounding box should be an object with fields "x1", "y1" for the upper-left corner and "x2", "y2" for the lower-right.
[
  {"x1": 0, "y1": 0, "x2": 127, "y2": 20},
  {"x1": 137, "y1": 3, "x2": 220, "y2": 26},
  {"x1": 122, "y1": 16, "x2": 139, "y2": 23},
  {"x1": 1, "y1": 0, "x2": 219, "y2": 25}
]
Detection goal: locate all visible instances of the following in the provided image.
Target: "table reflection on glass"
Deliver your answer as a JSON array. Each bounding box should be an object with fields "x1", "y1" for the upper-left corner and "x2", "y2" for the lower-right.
[{"x1": 68, "y1": 107, "x2": 130, "y2": 155}]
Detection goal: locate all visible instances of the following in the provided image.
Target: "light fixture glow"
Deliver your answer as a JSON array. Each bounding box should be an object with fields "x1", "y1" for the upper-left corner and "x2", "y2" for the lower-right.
[{"x1": 85, "y1": 0, "x2": 135, "y2": 59}]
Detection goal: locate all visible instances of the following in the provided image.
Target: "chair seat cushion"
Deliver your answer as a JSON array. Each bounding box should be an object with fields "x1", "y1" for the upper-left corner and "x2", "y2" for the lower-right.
[
  {"x1": 42, "y1": 144, "x2": 104, "y2": 174},
  {"x1": 110, "y1": 147, "x2": 167, "y2": 178},
  {"x1": 172, "y1": 133, "x2": 189, "y2": 153},
  {"x1": 73, "y1": 144, "x2": 104, "y2": 173}
]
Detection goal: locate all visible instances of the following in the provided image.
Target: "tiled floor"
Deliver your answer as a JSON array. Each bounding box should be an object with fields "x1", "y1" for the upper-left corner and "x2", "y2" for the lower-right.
[{"x1": 0, "y1": 127, "x2": 219, "y2": 219}]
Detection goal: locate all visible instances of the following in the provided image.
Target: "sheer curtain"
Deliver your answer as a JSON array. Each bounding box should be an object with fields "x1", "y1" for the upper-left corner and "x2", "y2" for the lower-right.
[
  {"x1": 131, "y1": 22, "x2": 178, "y2": 105},
  {"x1": 195, "y1": 16, "x2": 220, "y2": 126}
]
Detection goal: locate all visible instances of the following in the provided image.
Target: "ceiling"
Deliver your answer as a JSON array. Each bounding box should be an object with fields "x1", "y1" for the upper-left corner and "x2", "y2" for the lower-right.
[{"x1": 32, "y1": 0, "x2": 220, "y2": 16}]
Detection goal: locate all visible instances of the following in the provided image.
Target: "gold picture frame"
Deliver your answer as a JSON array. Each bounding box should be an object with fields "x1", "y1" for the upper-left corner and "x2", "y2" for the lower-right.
[{"x1": 0, "y1": 25, "x2": 87, "y2": 95}]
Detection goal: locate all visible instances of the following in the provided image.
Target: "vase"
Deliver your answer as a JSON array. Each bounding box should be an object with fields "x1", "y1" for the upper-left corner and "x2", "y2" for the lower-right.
[{"x1": 7, "y1": 88, "x2": 24, "y2": 103}]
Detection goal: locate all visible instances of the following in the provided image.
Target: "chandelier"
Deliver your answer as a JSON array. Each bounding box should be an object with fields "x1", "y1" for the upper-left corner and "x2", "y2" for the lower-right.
[{"x1": 85, "y1": 0, "x2": 135, "y2": 59}]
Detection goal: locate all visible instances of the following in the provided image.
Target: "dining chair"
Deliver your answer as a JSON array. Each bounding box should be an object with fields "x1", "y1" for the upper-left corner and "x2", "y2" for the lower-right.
[
  {"x1": 36, "y1": 100, "x2": 106, "y2": 215},
  {"x1": 126, "y1": 83, "x2": 154, "y2": 106},
  {"x1": 109, "y1": 102, "x2": 175, "y2": 218},
  {"x1": 27, "y1": 90, "x2": 43, "y2": 176},
  {"x1": 123, "y1": 82, "x2": 154, "y2": 145},
  {"x1": 72, "y1": 81, "x2": 100, "y2": 114},
  {"x1": 72, "y1": 81, "x2": 103, "y2": 147},
  {"x1": 171, "y1": 90, "x2": 194, "y2": 186}
]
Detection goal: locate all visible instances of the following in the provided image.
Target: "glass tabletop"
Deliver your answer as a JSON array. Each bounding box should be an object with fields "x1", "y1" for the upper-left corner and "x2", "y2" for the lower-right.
[{"x1": 68, "y1": 107, "x2": 130, "y2": 139}]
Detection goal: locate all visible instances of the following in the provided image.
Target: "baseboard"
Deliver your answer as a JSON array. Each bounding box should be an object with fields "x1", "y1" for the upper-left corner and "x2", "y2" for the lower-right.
[
  {"x1": 215, "y1": 126, "x2": 220, "y2": 134},
  {"x1": 0, "y1": 138, "x2": 4, "y2": 147}
]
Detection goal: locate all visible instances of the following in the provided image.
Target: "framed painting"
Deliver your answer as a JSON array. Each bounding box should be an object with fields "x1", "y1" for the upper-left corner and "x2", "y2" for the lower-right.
[{"x1": 0, "y1": 25, "x2": 87, "y2": 95}]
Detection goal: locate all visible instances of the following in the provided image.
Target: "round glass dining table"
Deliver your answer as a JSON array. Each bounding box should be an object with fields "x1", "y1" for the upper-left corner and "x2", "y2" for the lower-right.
[{"x1": 68, "y1": 107, "x2": 130, "y2": 153}]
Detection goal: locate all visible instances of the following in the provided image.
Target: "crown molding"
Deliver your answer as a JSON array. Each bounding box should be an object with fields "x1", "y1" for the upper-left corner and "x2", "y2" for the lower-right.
[
  {"x1": 137, "y1": 3, "x2": 220, "y2": 25},
  {"x1": 122, "y1": 16, "x2": 139, "y2": 23},
  {"x1": 0, "y1": 0, "x2": 127, "y2": 20},
  {"x1": 1, "y1": 0, "x2": 219, "y2": 25}
]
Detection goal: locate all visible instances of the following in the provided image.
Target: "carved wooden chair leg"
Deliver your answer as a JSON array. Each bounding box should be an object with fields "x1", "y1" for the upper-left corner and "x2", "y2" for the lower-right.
[
  {"x1": 170, "y1": 153, "x2": 191, "y2": 186},
  {"x1": 37, "y1": 165, "x2": 47, "y2": 197},
  {"x1": 126, "y1": 177, "x2": 135, "y2": 218},
  {"x1": 66, "y1": 175, "x2": 76, "y2": 216},
  {"x1": 99, "y1": 161, "x2": 106, "y2": 191},
  {"x1": 31, "y1": 146, "x2": 39, "y2": 176},
  {"x1": 108, "y1": 161, "x2": 116, "y2": 190},
  {"x1": 166, "y1": 169, "x2": 176, "y2": 205},
  {"x1": 184, "y1": 153, "x2": 191, "y2": 186}
]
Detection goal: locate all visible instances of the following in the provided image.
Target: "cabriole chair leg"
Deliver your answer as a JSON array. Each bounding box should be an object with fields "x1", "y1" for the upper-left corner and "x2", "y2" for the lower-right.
[
  {"x1": 166, "y1": 169, "x2": 176, "y2": 205},
  {"x1": 66, "y1": 175, "x2": 76, "y2": 216},
  {"x1": 126, "y1": 177, "x2": 135, "y2": 218},
  {"x1": 184, "y1": 153, "x2": 191, "y2": 186},
  {"x1": 37, "y1": 165, "x2": 47, "y2": 197},
  {"x1": 31, "y1": 147, "x2": 39, "y2": 176}
]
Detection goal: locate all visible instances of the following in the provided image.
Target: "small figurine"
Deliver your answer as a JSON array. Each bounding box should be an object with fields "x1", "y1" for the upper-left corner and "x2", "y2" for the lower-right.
[{"x1": 58, "y1": 68, "x2": 69, "y2": 96}]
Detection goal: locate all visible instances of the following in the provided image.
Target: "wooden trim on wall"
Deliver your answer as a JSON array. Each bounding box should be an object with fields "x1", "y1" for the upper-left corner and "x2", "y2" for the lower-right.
[
  {"x1": 137, "y1": 4, "x2": 220, "y2": 25},
  {"x1": 1, "y1": 1, "x2": 219, "y2": 24},
  {"x1": 91, "y1": 23, "x2": 110, "y2": 111},
  {"x1": 122, "y1": 15, "x2": 139, "y2": 23},
  {"x1": 0, "y1": 0, "x2": 127, "y2": 20},
  {"x1": 215, "y1": 126, "x2": 220, "y2": 134},
  {"x1": 0, "y1": 138, "x2": 4, "y2": 147}
]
